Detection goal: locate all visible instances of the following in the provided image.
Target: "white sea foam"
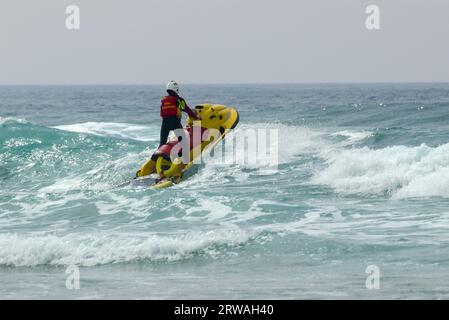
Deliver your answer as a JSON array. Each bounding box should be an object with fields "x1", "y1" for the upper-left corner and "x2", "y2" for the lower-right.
[
  {"x1": 0, "y1": 228, "x2": 254, "y2": 267},
  {"x1": 236, "y1": 123, "x2": 325, "y2": 164},
  {"x1": 0, "y1": 116, "x2": 28, "y2": 126},
  {"x1": 38, "y1": 148, "x2": 150, "y2": 193},
  {"x1": 193, "y1": 123, "x2": 325, "y2": 178},
  {"x1": 24, "y1": 118, "x2": 449, "y2": 201},
  {"x1": 54, "y1": 122, "x2": 158, "y2": 142},
  {"x1": 185, "y1": 197, "x2": 233, "y2": 221},
  {"x1": 330, "y1": 130, "x2": 373, "y2": 146},
  {"x1": 94, "y1": 193, "x2": 156, "y2": 217},
  {"x1": 311, "y1": 142, "x2": 449, "y2": 199}
]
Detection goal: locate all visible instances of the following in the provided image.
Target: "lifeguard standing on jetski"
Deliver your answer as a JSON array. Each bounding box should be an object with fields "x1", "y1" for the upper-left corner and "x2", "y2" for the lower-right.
[
  {"x1": 159, "y1": 81, "x2": 200, "y2": 147},
  {"x1": 133, "y1": 82, "x2": 239, "y2": 185}
]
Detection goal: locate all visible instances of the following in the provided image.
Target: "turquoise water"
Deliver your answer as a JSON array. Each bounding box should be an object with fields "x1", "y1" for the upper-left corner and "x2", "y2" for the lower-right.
[{"x1": 1, "y1": 84, "x2": 449, "y2": 299}]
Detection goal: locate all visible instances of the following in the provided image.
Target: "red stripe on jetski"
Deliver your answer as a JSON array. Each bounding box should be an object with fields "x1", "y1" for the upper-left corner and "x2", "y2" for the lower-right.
[{"x1": 153, "y1": 127, "x2": 208, "y2": 160}]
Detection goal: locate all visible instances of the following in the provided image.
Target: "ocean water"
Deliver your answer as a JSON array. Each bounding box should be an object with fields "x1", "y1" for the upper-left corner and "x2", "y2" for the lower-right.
[{"x1": 1, "y1": 84, "x2": 449, "y2": 299}]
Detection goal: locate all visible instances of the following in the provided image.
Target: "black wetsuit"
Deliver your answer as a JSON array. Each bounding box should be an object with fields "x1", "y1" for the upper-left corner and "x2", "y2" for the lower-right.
[{"x1": 159, "y1": 116, "x2": 182, "y2": 148}]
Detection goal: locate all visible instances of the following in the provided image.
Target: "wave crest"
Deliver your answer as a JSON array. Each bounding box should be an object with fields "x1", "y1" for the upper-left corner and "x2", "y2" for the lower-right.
[
  {"x1": 311, "y1": 143, "x2": 449, "y2": 199},
  {"x1": 0, "y1": 229, "x2": 253, "y2": 267}
]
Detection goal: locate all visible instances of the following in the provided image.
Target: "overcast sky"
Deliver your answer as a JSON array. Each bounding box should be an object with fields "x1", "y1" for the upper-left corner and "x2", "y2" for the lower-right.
[{"x1": 1, "y1": 0, "x2": 449, "y2": 85}]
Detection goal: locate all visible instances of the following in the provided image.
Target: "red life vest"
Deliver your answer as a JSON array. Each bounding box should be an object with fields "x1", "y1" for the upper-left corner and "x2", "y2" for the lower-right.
[{"x1": 160, "y1": 96, "x2": 182, "y2": 119}]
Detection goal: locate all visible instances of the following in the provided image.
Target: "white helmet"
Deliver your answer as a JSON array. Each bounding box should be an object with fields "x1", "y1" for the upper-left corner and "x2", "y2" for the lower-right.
[{"x1": 166, "y1": 80, "x2": 180, "y2": 94}]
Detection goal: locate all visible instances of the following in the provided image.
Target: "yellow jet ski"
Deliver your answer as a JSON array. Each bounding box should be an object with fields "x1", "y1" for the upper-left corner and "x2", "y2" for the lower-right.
[{"x1": 135, "y1": 104, "x2": 239, "y2": 189}]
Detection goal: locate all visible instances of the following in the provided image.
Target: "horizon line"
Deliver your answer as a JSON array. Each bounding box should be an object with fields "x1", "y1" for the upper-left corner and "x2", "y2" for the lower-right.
[{"x1": 1, "y1": 81, "x2": 449, "y2": 87}]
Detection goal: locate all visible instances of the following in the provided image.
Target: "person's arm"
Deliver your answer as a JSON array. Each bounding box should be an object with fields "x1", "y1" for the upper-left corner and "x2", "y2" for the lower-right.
[{"x1": 178, "y1": 98, "x2": 200, "y2": 119}]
